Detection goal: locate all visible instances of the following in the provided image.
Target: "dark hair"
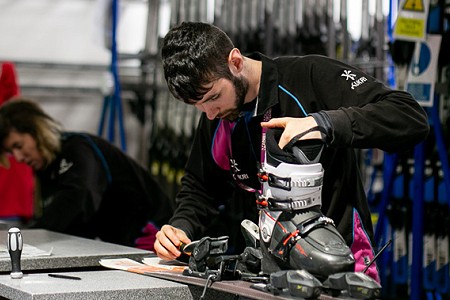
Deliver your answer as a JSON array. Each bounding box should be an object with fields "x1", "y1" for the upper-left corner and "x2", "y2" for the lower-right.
[
  {"x1": 161, "y1": 22, "x2": 235, "y2": 103},
  {"x1": 0, "y1": 98, "x2": 61, "y2": 166}
]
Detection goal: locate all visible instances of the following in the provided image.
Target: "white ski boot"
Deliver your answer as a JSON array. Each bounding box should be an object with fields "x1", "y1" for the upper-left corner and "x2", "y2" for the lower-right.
[{"x1": 257, "y1": 127, "x2": 355, "y2": 280}]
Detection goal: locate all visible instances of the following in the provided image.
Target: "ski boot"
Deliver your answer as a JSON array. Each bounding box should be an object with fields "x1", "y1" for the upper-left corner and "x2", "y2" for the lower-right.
[{"x1": 257, "y1": 127, "x2": 355, "y2": 280}]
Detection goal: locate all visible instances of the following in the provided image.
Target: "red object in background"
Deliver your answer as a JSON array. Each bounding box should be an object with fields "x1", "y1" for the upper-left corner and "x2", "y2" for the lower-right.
[
  {"x1": 0, "y1": 156, "x2": 34, "y2": 218},
  {"x1": 0, "y1": 62, "x2": 35, "y2": 220},
  {"x1": 134, "y1": 222, "x2": 159, "y2": 252},
  {"x1": 0, "y1": 62, "x2": 19, "y2": 104}
]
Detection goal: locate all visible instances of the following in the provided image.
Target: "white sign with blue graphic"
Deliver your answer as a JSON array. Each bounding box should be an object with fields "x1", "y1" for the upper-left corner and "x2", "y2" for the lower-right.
[{"x1": 406, "y1": 34, "x2": 441, "y2": 107}]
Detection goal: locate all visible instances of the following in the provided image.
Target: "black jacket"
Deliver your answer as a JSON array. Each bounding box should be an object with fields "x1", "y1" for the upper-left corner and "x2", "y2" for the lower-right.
[
  {"x1": 32, "y1": 132, "x2": 172, "y2": 247},
  {"x1": 170, "y1": 53, "x2": 429, "y2": 254}
]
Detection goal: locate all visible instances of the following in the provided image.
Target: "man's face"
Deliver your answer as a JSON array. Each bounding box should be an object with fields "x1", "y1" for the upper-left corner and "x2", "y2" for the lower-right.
[
  {"x1": 2, "y1": 130, "x2": 45, "y2": 170},
  {"x1": 194, "y1": 75, "x2": 248, "y2": 121}
]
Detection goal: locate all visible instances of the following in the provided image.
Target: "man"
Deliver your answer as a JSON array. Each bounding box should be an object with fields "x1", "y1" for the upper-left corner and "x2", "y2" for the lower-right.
[{"x1": 154, "y1": 22, "x2": 429, "y2": 281}]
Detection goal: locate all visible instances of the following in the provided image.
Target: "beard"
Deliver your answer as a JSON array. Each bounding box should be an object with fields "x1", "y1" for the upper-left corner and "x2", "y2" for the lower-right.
[{"x1": 222, "y1": 75, "x2": 249, "y2": 121}]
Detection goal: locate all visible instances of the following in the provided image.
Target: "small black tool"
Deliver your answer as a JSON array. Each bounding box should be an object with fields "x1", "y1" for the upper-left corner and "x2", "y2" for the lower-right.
[
  {"x1": 179, "y1": 240, "x2": 199, "y2": 256},
  {"x1": 7, "y1": 227, "x2": 23, "y2": 279},
  {"x1": 48, "y1": 274, "x2": 82, "y2": 280}
]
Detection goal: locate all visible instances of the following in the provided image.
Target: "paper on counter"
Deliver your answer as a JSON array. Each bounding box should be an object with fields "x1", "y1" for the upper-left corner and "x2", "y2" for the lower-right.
[
  {"x1": 99, "y1": 257, "x2": 187, "y2": 274},
  {"x1": 142, "y1": 257, "x2": 188, "y2": 270},
  {"x1": 0, "y1": 244, "x2": 53, "y2": 258}
]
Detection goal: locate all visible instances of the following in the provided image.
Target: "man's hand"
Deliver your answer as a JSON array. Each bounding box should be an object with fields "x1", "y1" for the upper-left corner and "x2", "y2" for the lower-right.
[
  {"x1": 154, "y1": 225, "x2": 191, "y2": 260},
  {"x1": 261, "y1": 116, "x2": 320, "y2": 149}
]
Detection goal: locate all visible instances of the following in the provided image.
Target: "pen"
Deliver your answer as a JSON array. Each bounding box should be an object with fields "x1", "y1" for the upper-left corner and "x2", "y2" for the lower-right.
[{"x1": 48, "y1": 273, "x2": 82, "y2": 280}]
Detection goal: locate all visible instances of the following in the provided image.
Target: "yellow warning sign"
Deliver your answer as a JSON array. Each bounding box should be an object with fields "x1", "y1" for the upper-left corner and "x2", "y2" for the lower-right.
[
  {"x1": 393, "y1": 0, "x2": 429, "y2": 41},
  {"x1": 402, "y1": 0, "x2": 425, "y2": 12},
  {"x1": 394, "y1": 18, "x2": 426, "y2": 39}
]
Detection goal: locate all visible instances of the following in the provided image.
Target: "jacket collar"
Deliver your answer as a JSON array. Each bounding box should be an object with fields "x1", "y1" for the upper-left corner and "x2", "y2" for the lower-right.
[{"x1": 248, "y1": 52, "x2": 279, "y2": 117}]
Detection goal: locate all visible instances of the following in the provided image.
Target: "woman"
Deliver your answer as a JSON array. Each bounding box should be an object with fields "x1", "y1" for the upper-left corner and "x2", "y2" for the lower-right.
[{"x1": 0, "y1": 97, "x2": 173, "y2": 249}]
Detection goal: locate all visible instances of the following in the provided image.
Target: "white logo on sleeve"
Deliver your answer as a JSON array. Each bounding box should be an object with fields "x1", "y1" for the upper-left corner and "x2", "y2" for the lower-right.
[
  {"x1": 58, "y1": 159, "x2": 73, "y2": 175},
  {"x1": 341, "y1": 70, "x2": 368, "y2": 90},
  {"x1": 341, "y1": 70, "x2": 356, "y2": 81}
]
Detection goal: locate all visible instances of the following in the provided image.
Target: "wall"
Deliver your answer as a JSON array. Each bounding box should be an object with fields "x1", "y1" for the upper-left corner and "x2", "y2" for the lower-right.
[{"x1": 0, "y1": 0, "x2": 151, "y2": 163}]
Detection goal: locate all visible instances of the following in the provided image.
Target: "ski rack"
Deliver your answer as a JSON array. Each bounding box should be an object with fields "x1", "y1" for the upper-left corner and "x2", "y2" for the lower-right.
[{"x1": 98, "y1": 0, "x2": 126, "y2": 151}]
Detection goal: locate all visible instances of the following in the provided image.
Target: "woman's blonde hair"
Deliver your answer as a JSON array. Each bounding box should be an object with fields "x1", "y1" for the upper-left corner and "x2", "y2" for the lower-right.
[{"x1": 0, "y1": 97, "x2": 62, "y2": 168}]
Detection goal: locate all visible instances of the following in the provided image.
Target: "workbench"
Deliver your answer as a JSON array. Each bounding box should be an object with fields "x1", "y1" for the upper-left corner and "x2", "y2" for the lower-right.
[{"x1": 0, "y1": 229, "x2": 353, "y2": 300}]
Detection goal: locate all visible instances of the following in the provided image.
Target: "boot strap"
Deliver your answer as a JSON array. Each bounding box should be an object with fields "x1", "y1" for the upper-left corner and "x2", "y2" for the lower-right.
[
  {"x1": 257, "y1": 188, "x2": 322, "y2": 212},
  {"x1": 272, "y1": 215, "x2": 335, "y2": 261}
]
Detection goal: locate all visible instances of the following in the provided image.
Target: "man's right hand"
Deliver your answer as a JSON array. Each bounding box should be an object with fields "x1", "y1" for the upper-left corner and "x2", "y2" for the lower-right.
[{"x1": 154, "y1": 225, "x2": 191, "y2": 260}]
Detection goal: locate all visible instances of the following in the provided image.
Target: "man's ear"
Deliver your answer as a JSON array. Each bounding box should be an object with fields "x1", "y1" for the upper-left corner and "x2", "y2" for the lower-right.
[{"x1": 228, "y1": 48, "x2": 244, "y2": 76}]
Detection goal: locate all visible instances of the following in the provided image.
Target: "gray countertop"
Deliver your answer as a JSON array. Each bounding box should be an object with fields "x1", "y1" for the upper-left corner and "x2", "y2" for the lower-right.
[
  {"x1": 0, "y1": 229, "x2": 238, "y2": 300},
  {"x1": 0, "y1": 229, "x2": 153, "y2": 273},
  {"x1": 0, "y1": 270, "x2": 194, "y2": 300}
]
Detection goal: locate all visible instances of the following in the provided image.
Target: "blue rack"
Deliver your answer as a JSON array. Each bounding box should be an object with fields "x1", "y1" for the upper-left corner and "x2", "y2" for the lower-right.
[
  {"x1": 373, "y1": 1, "x2": 450, "y2": 298},
  {"x1": 98, "y1": 0, "x2": 127, "y2": 151}
]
